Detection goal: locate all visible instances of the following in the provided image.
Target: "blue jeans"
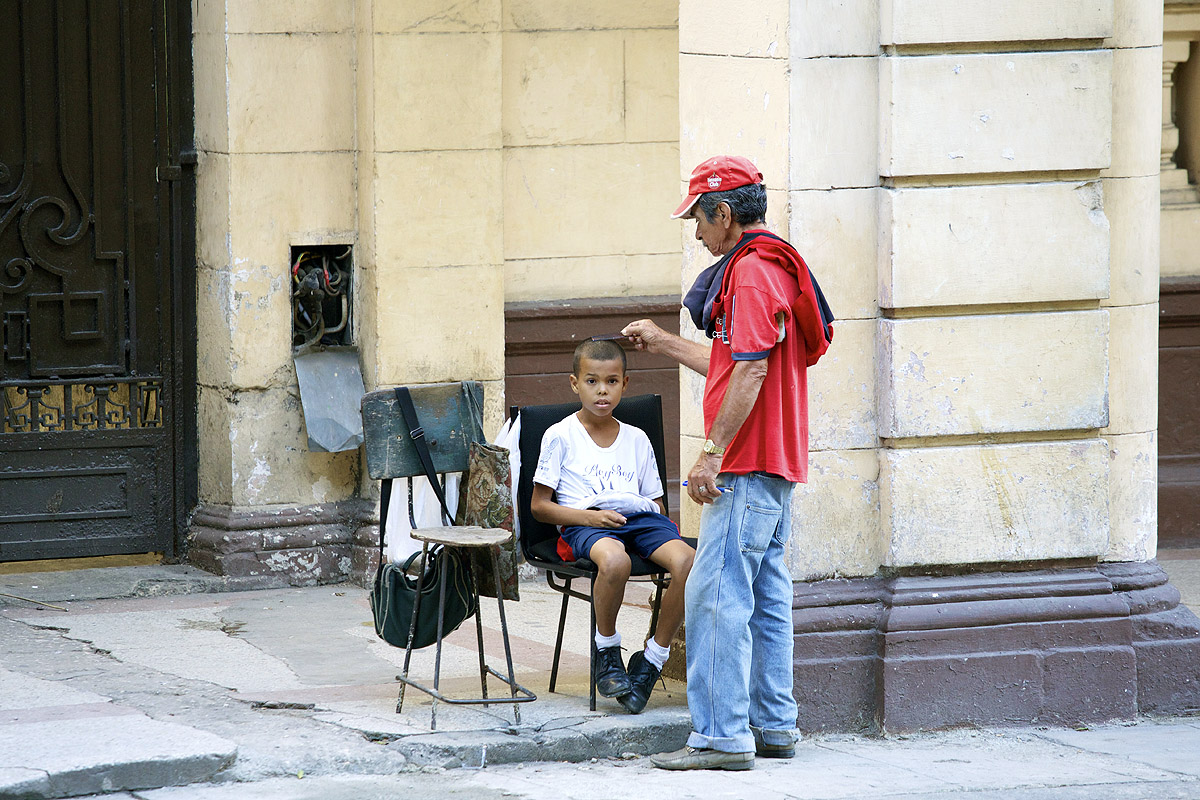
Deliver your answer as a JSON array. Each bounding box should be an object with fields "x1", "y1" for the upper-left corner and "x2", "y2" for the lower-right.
[{"x1": 685, "y1": 471, "x2": 799, "y2": 753}]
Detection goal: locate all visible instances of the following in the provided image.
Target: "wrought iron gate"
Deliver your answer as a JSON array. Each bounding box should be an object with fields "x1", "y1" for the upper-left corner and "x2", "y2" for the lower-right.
[{"x1": 0, "y1": 0, "x2": 194, "y2": 561}]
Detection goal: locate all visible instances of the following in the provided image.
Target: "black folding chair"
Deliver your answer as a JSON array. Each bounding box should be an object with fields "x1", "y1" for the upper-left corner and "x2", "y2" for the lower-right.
[{"x1": 512, "y1": 393, "x2": 684, "y2": 710}]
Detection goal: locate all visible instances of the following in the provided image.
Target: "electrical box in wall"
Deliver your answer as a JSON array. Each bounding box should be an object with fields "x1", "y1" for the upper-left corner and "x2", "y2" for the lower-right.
[
  {"x1": 291, "y1": 245, "x2": 352, "y2": 350},
  {"x1": 290, "y1": 244, "x2": 364, "y2": 452}
]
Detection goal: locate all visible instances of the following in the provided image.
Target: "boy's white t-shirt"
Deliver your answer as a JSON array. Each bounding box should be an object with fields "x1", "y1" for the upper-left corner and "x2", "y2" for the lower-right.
[{"x1": 533, "y1": 414, "x2": 663, "y2": 517}]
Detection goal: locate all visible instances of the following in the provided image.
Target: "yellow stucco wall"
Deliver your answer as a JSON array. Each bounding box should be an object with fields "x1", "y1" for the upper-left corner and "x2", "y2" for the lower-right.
[
  {"x1": 193, "y1": 1, "x2": 682, "y2": 509},
  {"x1": 192, "y1": 0, "x2": 1164, "y2": 583},
  {"x1": 194, "y1": 1, "x2": 360, "y2": 508},
  {"x1": 501, "y1": 3, "x2": 681, "y2": 302},
  {"x1": 676, "y1": 0, "x2": 1162, "y2": 577}
]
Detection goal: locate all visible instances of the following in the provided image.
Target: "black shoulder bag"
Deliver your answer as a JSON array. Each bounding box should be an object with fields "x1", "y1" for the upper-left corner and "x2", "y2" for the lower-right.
[{"x1": 369, "y1": 387, "x2": 477, "y2": 650}]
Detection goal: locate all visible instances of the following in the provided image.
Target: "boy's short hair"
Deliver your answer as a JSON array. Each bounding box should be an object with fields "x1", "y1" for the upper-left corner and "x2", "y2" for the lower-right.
[{"x1": 573, "y1": 339, "x2": 627, "y2": 375}]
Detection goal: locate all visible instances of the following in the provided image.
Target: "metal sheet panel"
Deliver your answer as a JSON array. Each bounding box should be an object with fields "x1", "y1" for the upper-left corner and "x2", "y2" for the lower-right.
[{"x1": 294, "y1": 347, "x2": 367, "y2": 453}]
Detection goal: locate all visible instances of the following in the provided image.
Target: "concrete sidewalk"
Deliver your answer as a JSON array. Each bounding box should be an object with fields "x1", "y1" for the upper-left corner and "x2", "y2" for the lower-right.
[
  {"x1": 62, "y1": 717, "x2": 1200, "y2": 800},
  {"x1": 0, "y1": 565, "x2": 688, "y2": 798},
  {"x1": 1, "y1": 554, "x2": 1198, "y2": 799}
]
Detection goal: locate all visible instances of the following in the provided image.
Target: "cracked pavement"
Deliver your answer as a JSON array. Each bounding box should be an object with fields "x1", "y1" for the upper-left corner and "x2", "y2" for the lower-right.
[
  {"x1": 2, "y1": 566, "x2": 1199, "y2": 799},
  {"x1": 0, "y1": 572, "x2": 688, "y2": 796}
]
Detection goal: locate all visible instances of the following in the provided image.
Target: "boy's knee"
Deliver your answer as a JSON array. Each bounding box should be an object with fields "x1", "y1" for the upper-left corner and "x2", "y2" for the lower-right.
[
  {"x1": 672, "y1": 548, "x2": 694, "y2": 579},
  {"x1": 594, "y1": 548, "x2": 632, "y2": 578}
]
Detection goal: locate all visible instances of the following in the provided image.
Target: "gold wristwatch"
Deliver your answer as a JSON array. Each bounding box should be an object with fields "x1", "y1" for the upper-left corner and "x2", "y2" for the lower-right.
[{"x1": 702, "y1": 438, "x2": 726, "y2": 456}]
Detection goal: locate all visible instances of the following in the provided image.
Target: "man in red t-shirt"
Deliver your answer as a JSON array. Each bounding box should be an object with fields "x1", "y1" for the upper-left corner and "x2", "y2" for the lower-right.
[{"x1": 623, "y1": 155, "x2": 821, "y2": 771}]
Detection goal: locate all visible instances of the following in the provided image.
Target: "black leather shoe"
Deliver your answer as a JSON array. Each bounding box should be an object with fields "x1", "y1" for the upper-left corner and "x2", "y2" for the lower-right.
[
  {"x1": 594, "y1": 644, "x2": 631, "y2": 698},
  {"x1": 619, "y1": 650, "x2": 661, "y2": 714}
]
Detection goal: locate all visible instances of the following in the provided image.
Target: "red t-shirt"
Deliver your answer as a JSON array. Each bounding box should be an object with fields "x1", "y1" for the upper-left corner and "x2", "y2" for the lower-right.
[{"x1": 703, "y1": 232, "x2": 810, "y2": 483}]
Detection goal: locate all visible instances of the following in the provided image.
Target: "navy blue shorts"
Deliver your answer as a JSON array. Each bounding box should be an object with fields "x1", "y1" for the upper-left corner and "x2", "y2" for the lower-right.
[{"x1": 558, "y1": 511, "x2": 682, "y2": 562}]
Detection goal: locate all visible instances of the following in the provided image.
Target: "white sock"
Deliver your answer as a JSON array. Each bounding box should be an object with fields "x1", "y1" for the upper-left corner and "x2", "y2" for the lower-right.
[
  {"x1": 595, "y1": 631, "x2": 621, "y2": 650},
  {"x1": 644, "y1": 639, "x2": 671, "y2": 670}
]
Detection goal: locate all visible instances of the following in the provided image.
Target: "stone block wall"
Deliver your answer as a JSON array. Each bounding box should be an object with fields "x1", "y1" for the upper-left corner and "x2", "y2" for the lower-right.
[
  {"x1": 677, "y1": 0, "x2": 793, "y2": 543},
  {"x1": 189, "y1": 1, "x2": 684, "y2": 583},
  {"x1": 764, "y1": 0, "x2": 1160, "y2": 582},
  {"x1": 500, "y1": 2, "x2": 681, "y2": 303},
  {"x1": 498, "y1": 1, "x2": 685, "y2": 486},
  {"x1": 679, "y1": 0, "x2": 1199, "y2": 730},
  {"x1": 358, "y1": 2, "x2": 505, "y2": 403},
  {"x1": 182, "y1": 0, "x2": 1200, "y2": 727},
  {"x1": 192, "y1": 0, "x2": 361, "y2": 586}
]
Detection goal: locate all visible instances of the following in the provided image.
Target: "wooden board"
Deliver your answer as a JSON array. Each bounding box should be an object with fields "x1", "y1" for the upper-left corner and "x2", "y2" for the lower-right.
[
  {"x1": 360, "y1": 382, "x2": 484, "y2": 480},
  {"x1": 410, "y1": 525, "x2": 513, "y2": 547}
]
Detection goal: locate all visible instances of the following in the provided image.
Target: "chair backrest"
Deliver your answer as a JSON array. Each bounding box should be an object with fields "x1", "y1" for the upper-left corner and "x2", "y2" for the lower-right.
[
  {"x1": 361, "y1": 381, "x2": 485, "y2": 480},
  {"x1": 513, "y1": 394, "x2": 667, "y2": 564}
]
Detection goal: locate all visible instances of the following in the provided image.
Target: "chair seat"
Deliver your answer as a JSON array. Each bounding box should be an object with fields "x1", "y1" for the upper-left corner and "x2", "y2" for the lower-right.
[{"x1": 410, "y1": 525, "x2": 513, "y2": 548}]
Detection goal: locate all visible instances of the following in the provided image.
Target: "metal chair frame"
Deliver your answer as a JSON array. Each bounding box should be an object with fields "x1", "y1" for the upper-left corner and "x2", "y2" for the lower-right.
[
  {"x1": 362, "y1": 382, "x2": 536, "y2": 730},
  {"x1": 391, "y1": 492, "x2": 536, "y2": 730}
]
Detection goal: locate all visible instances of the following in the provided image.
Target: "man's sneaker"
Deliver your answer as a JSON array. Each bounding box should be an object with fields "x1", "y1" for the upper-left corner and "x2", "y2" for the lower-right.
[
  {"x1": 651, "y1": 746, "x2": 754, "y2": 771},
  {"x1": 593, "y1": 644, "x2": 631, "y2": 698},
  {"x1": 618, "y1": 650, "x2": 660, "y2": 714},
  {"x1": 751, "y1": 725, "x2": 797, "y2": 758}
]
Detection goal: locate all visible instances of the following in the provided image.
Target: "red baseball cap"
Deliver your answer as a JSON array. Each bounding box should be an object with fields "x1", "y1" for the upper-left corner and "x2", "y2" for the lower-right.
[{"x1": 671, "y1": 155, "x2": 764, "y2": 219}]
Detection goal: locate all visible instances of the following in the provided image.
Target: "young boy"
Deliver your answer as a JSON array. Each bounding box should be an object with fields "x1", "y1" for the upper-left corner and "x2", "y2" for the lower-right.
[{"x1": 531, "y1": 339, "x2": 694, "y2": 714}]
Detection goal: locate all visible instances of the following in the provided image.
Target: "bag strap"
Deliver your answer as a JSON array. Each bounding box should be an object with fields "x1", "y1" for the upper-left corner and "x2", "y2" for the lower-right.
[
  {"x1": 395, "y1": 386, "x2": 454, "y2": 526},
  {"x1": 375, "y1": 476, "x2": 393, "y2": 584},
  {"x1": 460, "y1": 381, "x2": 486, "y2": 444}
]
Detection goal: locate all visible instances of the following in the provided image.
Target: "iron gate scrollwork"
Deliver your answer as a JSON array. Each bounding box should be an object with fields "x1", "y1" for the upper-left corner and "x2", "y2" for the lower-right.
[
  {"x1": 2, "y1": 378, "x2": 163, "y2": 433},
  {"x1": 0, "y1": 0, "x2": 193, "y2": 561}
]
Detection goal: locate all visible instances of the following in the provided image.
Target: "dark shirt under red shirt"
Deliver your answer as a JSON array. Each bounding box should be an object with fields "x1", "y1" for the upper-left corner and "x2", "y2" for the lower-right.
[{"x1": 703, "y1": 231, "x2": 810, "y2": 483}]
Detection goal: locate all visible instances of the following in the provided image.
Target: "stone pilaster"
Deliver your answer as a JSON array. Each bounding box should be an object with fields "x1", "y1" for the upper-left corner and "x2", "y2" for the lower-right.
[
  {"x1": 189, "y1": 1, "x2": 362, "y2": 583},
  {"x1": 669, "y1": 0, "x2": 1200, "y2": 731}
]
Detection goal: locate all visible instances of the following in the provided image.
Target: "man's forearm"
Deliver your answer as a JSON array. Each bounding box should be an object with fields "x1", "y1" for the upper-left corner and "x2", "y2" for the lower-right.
[
  {"x1": 653, "y1": 331, "x2": 712, "y2": 376},
  {"x1": 706, "y1": 359, "x2": 768, "y2": 448},
  {"x1": 686, "y1": 357, "x2": 768, "y2": 504}
]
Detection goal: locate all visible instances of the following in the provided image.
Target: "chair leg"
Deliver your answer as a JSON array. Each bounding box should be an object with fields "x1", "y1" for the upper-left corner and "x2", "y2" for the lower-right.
[
  {"x1": 648, "y1": 576, "x2": 665, "y2": 641},
  {"x1": 589, "y1": 573, "x2": 597, "y2": 712},
  {"x1": 492, "y1": 548, "x2": 521, "y2": 726},
  {"x1": 474, "y1": 585, "x2": 488, "y2": 707},
  {"x1": 397, "y1": 541, "x2": 430, "y2": 715},
  {"x1": 430, "y1": 547, "x2": 451, "y2": 731},
  {"x1": 549, "y1": 578, "x2": 571, "y2": 693}
]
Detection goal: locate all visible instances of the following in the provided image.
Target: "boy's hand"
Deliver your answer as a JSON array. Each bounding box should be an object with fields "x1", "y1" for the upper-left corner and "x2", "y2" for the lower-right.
[{"x1": 587, "y1": 509, "x2": 627, "y2": 529}]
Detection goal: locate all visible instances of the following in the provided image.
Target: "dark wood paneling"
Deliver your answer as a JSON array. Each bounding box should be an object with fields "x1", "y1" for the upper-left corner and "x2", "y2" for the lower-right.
[
  {"x1": 1160, "y1": 277, "x2": 1200, "y2": 548},
  {"x1": 506, "y1": 296, "x2": 682, "y2": 516}
]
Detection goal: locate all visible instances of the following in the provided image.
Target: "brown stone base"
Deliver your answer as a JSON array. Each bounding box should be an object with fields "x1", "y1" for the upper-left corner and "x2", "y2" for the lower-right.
[
  {"x1": 792, "y1": 561, "x2": 1200, "y2": 733},
  {"x1": 351, "y1": 522, "x2": 381, "y2": 589},
  {"x1": 1101, "y1": 561, "x2": 1200, "y2": 714},
  {"x1": 187, "y1": 500, "x2": 373, "y2": 586}
]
